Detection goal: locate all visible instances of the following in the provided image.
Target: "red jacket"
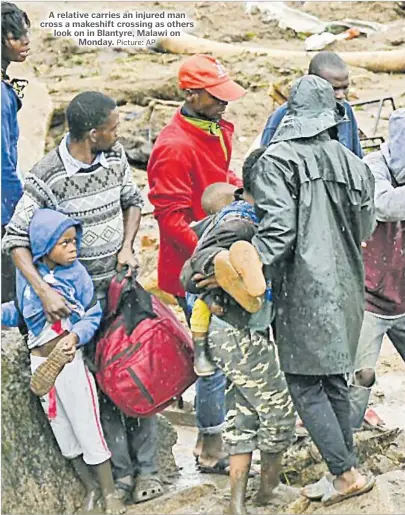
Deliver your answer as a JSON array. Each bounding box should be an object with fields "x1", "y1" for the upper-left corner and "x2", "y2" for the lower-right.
[{"x1": 147, "y1": 109, "x2": 242, "y2": 296}]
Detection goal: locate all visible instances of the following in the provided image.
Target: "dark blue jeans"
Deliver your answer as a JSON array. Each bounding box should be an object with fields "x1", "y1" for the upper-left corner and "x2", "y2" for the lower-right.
[
  {"x1": 195, "y1": 370, "x2": 227, "y2": 435},
  {"x1": 177, "y1": 296, "x2": 226, "y2": 435}
]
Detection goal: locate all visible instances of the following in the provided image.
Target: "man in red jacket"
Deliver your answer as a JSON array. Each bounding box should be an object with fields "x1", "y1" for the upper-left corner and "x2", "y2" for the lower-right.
[
  {"x1": 147, "y1": 54, "x2": 245, "y2": 473},
  {"x1": 350, "y1": 108, "x2": 405, "y2": 431}
]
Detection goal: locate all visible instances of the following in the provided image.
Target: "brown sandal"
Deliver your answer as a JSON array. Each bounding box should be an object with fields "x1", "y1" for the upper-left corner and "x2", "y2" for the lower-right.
[
  {"x1": 30, "y1": 343, "x2": 71, "y2": 396},
  {"x1": 321, "y1": 473, "x2": 375, "y2": 506}
]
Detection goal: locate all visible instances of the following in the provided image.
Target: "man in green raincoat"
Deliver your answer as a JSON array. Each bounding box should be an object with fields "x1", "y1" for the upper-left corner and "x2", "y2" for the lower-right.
[{"x1": 251, "y1": 75, "x2": 376, "y2": 507}]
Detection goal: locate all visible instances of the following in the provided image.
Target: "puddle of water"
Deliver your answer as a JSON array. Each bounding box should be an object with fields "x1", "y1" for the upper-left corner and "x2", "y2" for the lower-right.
[{"x1": 170, "y1": 425, "x2": 229, "y2": 493}]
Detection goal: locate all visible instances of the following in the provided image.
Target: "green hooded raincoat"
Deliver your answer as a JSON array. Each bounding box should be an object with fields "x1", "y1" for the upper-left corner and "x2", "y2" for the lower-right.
[{"x1": 252, "y1": 75, "x2": 376, "y2": 376}]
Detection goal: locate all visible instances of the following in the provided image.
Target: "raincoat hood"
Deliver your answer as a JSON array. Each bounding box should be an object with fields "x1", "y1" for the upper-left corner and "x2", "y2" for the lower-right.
[
  {"x1": 272, "y1": 75, "x2": 346, "y2": 143},
  {"x1": 381, "y1": 108, "x2": 405, "y2": 185},
  {"x1": 29, "y1": 209, "x2": 82, "y2": 264}
]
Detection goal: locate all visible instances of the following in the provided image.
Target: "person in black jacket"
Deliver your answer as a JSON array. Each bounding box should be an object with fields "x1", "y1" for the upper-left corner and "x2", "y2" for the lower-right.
[{"x1": 252, "y1": 75, "x2": 376, "y2": 506}]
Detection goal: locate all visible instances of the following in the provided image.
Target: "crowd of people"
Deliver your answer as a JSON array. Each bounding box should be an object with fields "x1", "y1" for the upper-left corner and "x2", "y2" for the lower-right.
[{"x1": 2, "y1": 3, "x2": 404, "y2": 515}]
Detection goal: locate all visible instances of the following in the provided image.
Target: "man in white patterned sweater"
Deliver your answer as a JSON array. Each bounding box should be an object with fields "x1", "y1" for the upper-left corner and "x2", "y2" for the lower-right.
[
  {"x1": 3, "y1": 91, "x2": 142, "y2": 303},
  {"x1": 3, "y1": 91, "x2": 163, "y2": 503}
]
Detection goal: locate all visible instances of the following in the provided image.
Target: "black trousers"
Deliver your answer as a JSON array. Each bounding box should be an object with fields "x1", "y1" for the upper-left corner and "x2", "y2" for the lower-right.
[
  {"x1": 99, "y1": 394, "x2": 158, "y2": 479},
  {"x1": 285, "y1": 373, "x2": 356, "y2": 476}
]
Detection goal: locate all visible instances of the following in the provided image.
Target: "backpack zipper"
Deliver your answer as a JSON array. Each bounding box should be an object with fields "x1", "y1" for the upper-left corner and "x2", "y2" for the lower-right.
[
  {"x1": 127, "y1": 368, "x2": 154, "y2": 404},
  {"x1": 103, "y1": 341, "x2": 142, "y2": 368}
]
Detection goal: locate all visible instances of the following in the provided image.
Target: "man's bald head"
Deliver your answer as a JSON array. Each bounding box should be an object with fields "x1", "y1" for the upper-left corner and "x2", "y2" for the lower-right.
[{"x1": 308, "y1": 51, "x2": 349, "y2": 101}]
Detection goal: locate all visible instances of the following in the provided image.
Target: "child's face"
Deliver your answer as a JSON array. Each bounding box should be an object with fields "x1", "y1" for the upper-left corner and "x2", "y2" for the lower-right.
[{"x1": 47, "y1": 227, "x2": 78, "y2": 268}]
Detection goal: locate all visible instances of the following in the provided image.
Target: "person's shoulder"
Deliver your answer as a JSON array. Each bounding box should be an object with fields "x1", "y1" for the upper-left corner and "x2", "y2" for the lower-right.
[
  {"x1": 363, "y1": 149, "x2": 388, "y2": 175},
  {"x1": 154, "y1": 118, "x2": 189, "y2": 146},
  {"x1": 58, "y1": 260, "x2": 92, "y2": 288},
  {"x1": 150, "y1": 124, "x2": 194, "y2": 161},
  {"x1": 334, "y1": 142, "x2": 373, "y2": 177},
  {"x1": 343, "y1": 101, "x2": 356, "y2": 120},
  {"x1": 1, "y1": 82, "x2": 16, "y2": 113},
  {"x1": 327, "y1": 138, "x2": 359, "y2": 159},
  {"x1": 29, "y1": 148, "x2": 63, "y2": 181},
  {"x1": 270, "y1": 103, "x2": 288, "y2": 121},
  {"x1": 363, "y1": 149, "x2": 383, "y2": 166},
  {"x1": 276, "y1": 102, "x2": 288, "y2": 114},
  {"x1": 266, "y1": 140, "x2": 298, "y2": 162},
  {"x1": 1, "y1": 80, "x2": 13, "y2": 97}
]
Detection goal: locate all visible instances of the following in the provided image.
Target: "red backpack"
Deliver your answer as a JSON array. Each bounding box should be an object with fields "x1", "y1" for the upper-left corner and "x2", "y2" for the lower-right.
[{"x1": 95, "y1": 272, "x2": 196, "y2": 417}]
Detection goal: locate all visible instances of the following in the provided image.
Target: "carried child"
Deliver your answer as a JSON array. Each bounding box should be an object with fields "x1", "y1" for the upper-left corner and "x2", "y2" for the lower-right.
[
  {"x1": 1, "y1": 209, "x2": 125, "y2": 515},
  {"x1": 181, "y1": 149, "x2": 296, "y2": 515},
  {"x1": 183, "y1": 150, "x2": 269, "y2": 376}
]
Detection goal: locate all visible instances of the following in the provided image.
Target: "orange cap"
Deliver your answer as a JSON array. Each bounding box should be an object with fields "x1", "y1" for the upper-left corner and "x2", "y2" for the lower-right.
[{"x1": 178, "y1": 54, "x2": 246, "y2": 102}]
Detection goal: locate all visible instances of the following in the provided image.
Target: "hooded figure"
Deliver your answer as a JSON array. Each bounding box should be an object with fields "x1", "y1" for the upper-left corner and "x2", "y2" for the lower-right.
[
  {"x1": 252, "y1": 75, "x2": 375, "y2": 376},
  {"x1": 2, "y1": 209, "x2": 102, "y2": 347},
  {"x1": 362, "y1": 108, "x2": 405, "y2": 316},
  {"x1": 349, "y1": 109, "x2": 405, "y2": 430},
  {"x1": 250, "y1": 74, "x2": 377, "y2": 503}
]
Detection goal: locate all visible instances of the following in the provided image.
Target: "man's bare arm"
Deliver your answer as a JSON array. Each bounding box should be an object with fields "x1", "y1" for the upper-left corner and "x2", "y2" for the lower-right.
[{"x1": 11, "y1": 247, "x2": 71, "y2": 322}]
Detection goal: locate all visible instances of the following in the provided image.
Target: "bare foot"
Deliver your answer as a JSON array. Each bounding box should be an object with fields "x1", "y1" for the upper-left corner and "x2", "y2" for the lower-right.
[
  {"x1": 104, "y1": 493, "x2": 126, "y2": 514},
  {"x1": 334, "y1": 468, "x2": 367, "y2": 495}
]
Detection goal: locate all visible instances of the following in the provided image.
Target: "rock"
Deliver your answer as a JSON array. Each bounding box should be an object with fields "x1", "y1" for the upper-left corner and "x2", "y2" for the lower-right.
[
  {"x1": 1, "y1": 329, "x2": 178, "y2": 514},
  {"x1": 119, "y1": 101, "x2": 178, "y2": 167},
  {"x1": 2, "y1": 329, "x2": 83, "y2": 515},
  {"x1": 396, "y1": 1, "x2": 405, "y2": 13}
]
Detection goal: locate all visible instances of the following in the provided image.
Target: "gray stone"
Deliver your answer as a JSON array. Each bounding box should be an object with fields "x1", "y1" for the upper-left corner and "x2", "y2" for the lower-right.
[
  {"x1": 1, "y1": 329, "x2": 178, "y2": 514},
  {"x1": 2, "y1": 330, "x2": 83, "y2": 515}
]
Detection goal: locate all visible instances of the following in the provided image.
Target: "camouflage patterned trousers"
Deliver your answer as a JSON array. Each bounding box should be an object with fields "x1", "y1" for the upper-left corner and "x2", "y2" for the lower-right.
[{"x1": 207, "y1": 316, "x2": 296, "y2": 455}]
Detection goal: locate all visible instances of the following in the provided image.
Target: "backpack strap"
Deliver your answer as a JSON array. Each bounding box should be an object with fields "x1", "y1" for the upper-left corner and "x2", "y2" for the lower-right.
[{"x1": 107, "y1": 268, "x2": 133, "y2": 316}]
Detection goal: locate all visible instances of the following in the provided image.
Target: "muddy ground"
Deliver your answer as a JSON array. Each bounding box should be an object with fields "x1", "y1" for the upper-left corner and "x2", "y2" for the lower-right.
[{"x1": 11, "y1": 2, "x2": 405, "y2": 513}]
